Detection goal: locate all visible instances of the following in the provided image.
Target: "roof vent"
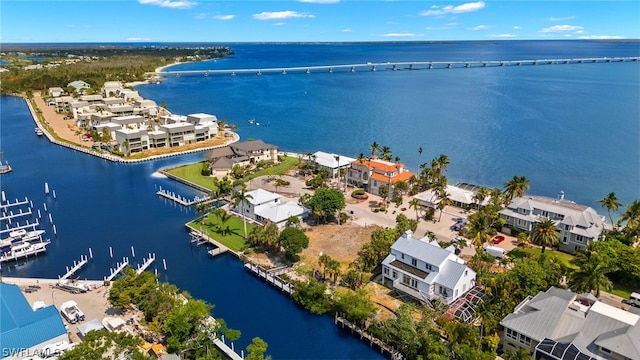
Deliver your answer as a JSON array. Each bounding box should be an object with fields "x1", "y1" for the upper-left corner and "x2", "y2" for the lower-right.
[{"x1": 558, "y1": 190, "x2": 565, "y2": 200}]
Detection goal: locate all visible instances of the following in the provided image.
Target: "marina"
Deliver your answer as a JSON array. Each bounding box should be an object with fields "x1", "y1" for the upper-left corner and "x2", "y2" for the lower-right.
[{"x1": 0, "y1": 240, "x2": 50, "y2": 262}]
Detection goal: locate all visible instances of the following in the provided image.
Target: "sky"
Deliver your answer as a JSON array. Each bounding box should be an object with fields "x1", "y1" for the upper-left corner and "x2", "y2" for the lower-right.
[{"x1": 1, "y1": 1, "x2": 639, "y2": 43}]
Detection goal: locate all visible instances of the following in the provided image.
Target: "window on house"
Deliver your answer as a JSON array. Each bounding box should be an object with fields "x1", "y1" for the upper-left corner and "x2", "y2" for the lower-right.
[
  {"x1": 401, "y1": 254, "x2": 405, "y2": 259},
  {"x1": 392, "y1": 271, "x2": 397, "y2": 278},
  {"x1": 541, "y1": 210, "x2": 548, "y2": 217},
  {"x1": 425, "y1": 263, "x2": 432, "y2": 271},
  {"x1": 565, "y1": 224, "x2": 571, "y2": 231},
  {"x1": 563, "y1": 236, "x2": 567, "y2": 243},
  {"x1": 506, "y1": 328, "x2": 518, "y2": 341},
  {"x1": 601, "y1": 348, "x2": 611, "y2": 354},
  {"x1": 383, "y1": 267, "x2": 389, "y2": 275},
  {"x1": 410, "y1": 278, "x2": 418, "y2": 288},
  {"x1": 411, "y1": 258, "x2": 417, "y2": 266},
  {"x1": 519, "y1": 334, "x2": 531, "y2": 346},
  {"x1": 402, "y1": 274, "x2": 410, "y2": 285},
  {"x1": 576, "y1": 235, "x2": 584, "y2": 242}
]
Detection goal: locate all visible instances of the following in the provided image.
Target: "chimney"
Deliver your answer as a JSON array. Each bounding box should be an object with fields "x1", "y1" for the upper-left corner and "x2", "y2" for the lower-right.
[{"x1": 558, "y1": 191, "x2": 565, "y2": 200}]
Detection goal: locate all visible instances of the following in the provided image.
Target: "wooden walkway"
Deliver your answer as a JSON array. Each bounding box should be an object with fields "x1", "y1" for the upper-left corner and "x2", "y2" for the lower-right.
[
  {"x1": 244, "y1": 261, "x2": 293, "y2": 295},
  {"x1": 188, "y1": 229, "x2": 230, "y2": 258},
  {"x1": 335, "y1": 314, "x2": 403, "y2": 360}
]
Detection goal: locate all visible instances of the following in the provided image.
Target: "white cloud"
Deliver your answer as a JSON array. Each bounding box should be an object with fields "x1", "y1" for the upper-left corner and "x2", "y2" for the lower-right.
[
  {"x1": 420, "y1": 1, "x2": 485, "y2": 16},
  {"x1": 539, "y1": 24, "x2": 583, "y2": 33},
  {"x1": 253, "y1": 11, "x2": 315, "y2": 20},
  {"x1": 298, "y1": 0, "x2": 339, "y2": 3},
  {"x1": 213, "y1": 14, "x2": 235, "y2": 20},
  {"x1": 467, "y1": 24, "x2": 491, "y2": 31},
  {"x1": 578, "y1": 35, "x2": 623, "y2": 39},
  {"x1": 274, "y1": 22, "x2": 286, "y2": 26},
  {"x1": 138, "y1": 0, "x2": 196, "y2": 9},
  {"x1": 513, "y1": 25, "x2": 520, "y2": 30},
  {"x1": 127, "y1": 37, "x2": 152, "y2": 41},
  {"x1": 342, "y1": 28, "x2": 352, "y2": 32},
  {"x1": 488, "y1": 33, "x2": 516, "y2": 38},
  {"x1": 549, "y1": 16, "x2": 575, "y2": 21},
  {"x1": 387, "y1": 21, "x2": 400, "y2": 25},
  {"x1": 379, "y1": 32, "x2": 424, "y2": 38}
]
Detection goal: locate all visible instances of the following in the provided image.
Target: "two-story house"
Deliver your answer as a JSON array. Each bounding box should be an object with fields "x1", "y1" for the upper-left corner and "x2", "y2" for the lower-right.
[
  {"x1": 312, "y1": 151, "x2": 355, "y2": 178},
  {"x1": 499, "y1": 194, "x2": 605, "y2": 251},
  {"x1": 347, "y1": 157, "x2": 414, "y2": 197},
  {"x1": 230, "y1": 188, "x2": 308, "y2": 227},
  {"x1": 500, "y1": 286, "x2": 640, "y2": 360},
  {"x1": 381, "y1": 230, "x2": 476, "y2": 305}
]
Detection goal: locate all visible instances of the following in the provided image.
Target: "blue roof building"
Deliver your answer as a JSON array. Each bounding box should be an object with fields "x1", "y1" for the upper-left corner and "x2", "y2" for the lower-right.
[{"x1": 1, "y1": 283, "x2": 69, "y2": 359}]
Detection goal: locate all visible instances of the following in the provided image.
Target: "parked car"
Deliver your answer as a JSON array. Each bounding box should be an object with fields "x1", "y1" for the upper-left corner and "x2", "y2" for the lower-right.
[
  {"x1": 492, "y1": 235, "x2": 505, "y2": 244},
  {"x1": 484, "y1": 246, "x2": 506, "y2": 259}
]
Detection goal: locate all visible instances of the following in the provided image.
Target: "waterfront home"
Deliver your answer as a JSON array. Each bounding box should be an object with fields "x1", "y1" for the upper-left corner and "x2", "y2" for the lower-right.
[
  {"x1": 67, "y1": 80, "x2": 90, "y2": 93},
  {"x1": 500, "y1": 286, "x2": 640, "y2": 360},
  {"x1": 93, "y1": 123, "x2": 123, "y2": 140},
  {"x1": 0, "y1": 283, "x2": 70, "y2": 360},
  {"x1": 413, "y1": 182, "x2": 489, "y2": 210},
  {"x1": 80, "y1": 94, "x2": 104, "y2": 105},
  {"x1": 231, "y1": 140, "x2": 279, "y2": 164},
  {"x1": 499, "y1": 194, "x2": 605, "y2": 251},
  {"x1": 54, "y1": 96, "x2": 75, "y2": 113},
  {"x1": 312, "y1": 151, "x2": 355, "y2": 178},
  {"x1": 381, "y1": 230, "x2": 476, "y2": 305},
  {"x1": 230, "y1": 188, "x2": 308, "y2": 227},
  {"x1": 48, "y1": 87, "x2": 64, "y2": 98},
  {"x1": 111, "y1": 115, "x2": 147, "y2": 130},
  {"x1": 102, "y1": 81, "x2": 123, "y2": 97},
  {"x1": 347, "y1": 156, "x2": 414, "y2": 197},
  {"x1": 115, "y1": 128, "x2": 149, "y2": 155}
]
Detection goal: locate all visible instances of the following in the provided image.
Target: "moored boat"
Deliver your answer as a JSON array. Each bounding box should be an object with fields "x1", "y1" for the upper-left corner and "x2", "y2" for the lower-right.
[
  {"x1": 0, "y1": 229, "x2": 46, "y2": 248},
  {"x1": 0, "y1": 240, "x2": 50, "y2": 262}
]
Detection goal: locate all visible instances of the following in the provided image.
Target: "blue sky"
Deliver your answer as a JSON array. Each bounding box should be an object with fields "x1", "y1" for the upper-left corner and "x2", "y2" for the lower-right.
[{"x1": 2, "y1": 1, "x2": 639, "y2": 43}]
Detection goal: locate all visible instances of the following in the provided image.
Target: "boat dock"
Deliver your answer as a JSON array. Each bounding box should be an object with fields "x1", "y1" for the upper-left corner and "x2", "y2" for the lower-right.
[
  {"x1": 59, "y1": 254, "x2": 90, "y2": 281},
  {"x1": 105, "y1": 257, "x2": 130, "y2": 282},
  {"x1": 335, "y1": 314, "x2": 403, "y2": 360},
  {"x1": 157, "y1": 187, "x2": 209, "y2": 207},
  {"x1": 0, "y1": 197, "x2": 31, "y2": 212},
  {"x1": 244, "y1": 261, "x2": 293, "y2": 295},
  {"x1": 188, "y1": 230, "x2": 230, "y2": 258},
  {"x1": 135, "y1": 253, "x2": 156, "y2": 274},
  {"x1": 0, "y1": 207, "x2": 33, "y2": 222},
  {"x1": 0, "y1": 240, "x2": 50, "y2": 263}
]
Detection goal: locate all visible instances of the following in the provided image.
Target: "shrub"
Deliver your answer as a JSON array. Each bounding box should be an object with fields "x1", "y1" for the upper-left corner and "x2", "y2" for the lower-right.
[{"x1": 351, "y1": 189, "x2": 368, "y2": 200}]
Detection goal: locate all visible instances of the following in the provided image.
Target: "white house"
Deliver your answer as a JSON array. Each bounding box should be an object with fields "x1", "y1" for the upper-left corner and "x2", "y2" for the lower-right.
[
  {"x1": 499, "y1": 194, "x2": 605, "y2": 252},
  {"x1": 48, "y1": 87, "x2": 64, "y2": 97},
  {"x1": 413, "y1": 182, "x2": 490, "y2": 210},
  {"x1": 115, "y1": 128, "x2": 149, "y2": 155},
  {"x1": 312, "y1": 151, "x2": 355, "y2": 178},
  {"x1": 230, "y1": 188, "x2": 308, "y2": 227},
  {"x1": 382, "y1": 230, "x2": 476, "y2": 305}
]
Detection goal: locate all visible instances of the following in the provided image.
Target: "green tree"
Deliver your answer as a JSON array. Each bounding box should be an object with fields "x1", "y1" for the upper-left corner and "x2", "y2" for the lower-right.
[
  {"x1": 59, "y1": 329, "x2": 148, "y2": 360},
  {"x1": 163, "y1": 299, "x2": 214, "y2": 354},
  {"x1": 305, "y1": 187, "x2": 346, "y2": 224},
  {"x1": 245, "y1": 337, "x2": 269, "y2": 360},
  {"x1": 503, "y1": 175, "x2": 530, "y2": 202},
  {"x1": 409, "y1": 198, "x2": 422, "y2": 220},
  {"x1": 598, "y1": 192, "x2": 622, "y2": 230},
  {"x1": 291, "y1": 279, "x2": 331, "y2": 314},
  {"x1": 473, "y1": 186, "x2": 490, "y2": 210},
  {"x1": 232, "y1": 187, "x2": 253, "y2": 238},
  {"x1": 333, "y1": 288, "x2": 376, "y2": 324},
  {"x1": 569, "y1": 254, "x2": 616, "y2": 298},
  {"x1": 530, "y1": 218, "x2": 559, "y2": 253},
  {"x1": 377, "y1": 184, "x2": 389, "y2": 203},
  {"x1": 620, "y1": 200, "x2": 640, "y2": 235},
  {"x1": 369, "y1": 141, "x2": 380, "y2": 158},
  {"x1": 279, "y1": 227, "x2": 309, "y2": 261}
]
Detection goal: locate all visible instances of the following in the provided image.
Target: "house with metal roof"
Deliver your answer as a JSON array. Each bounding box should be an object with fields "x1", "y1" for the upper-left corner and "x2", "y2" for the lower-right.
[
  {"x1": 500, "y1": 286, "x2": 640, "y2": 360},
  {"x1": 230, "y1": 188, "x2": 308, "y2": 227},
  {"x1": 230, "y1": 140, "x2": 279, "y2": 164},
  {"x1": 312, "y1": 151, "x2": 355, "y2": 178},
  {"x1": 67, "y1": 80, "x2": 90, "y2": 93},
  {"x1": 413, "y1": 182, "x2": 490, "y2": 210},
  {"x1": 347, "y1": 157, "x2": 414, "y2": 197},
  {"x1": 499, "y1": 194, "x2": 605, "y2": 251},
  {"x1": 381, "y1": 230, "x2": 476, "y2": 305},
  {"x1": 0, "y1": 283, "x2": 69, "y2": 359}
]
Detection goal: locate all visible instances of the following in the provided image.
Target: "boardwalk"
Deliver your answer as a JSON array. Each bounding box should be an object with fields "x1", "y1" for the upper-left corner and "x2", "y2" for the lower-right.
[
  {"x1": 244, "y1": 261, "x2": 293, "y2": 294},
  {"x1": 159, "y1": 56, "x2": 640, "y2": 77}
]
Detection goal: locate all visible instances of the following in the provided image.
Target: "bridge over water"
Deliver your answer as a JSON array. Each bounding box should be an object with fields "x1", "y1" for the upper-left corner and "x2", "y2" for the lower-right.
[{"x1": 158, "y1": 56, "x2": 640, "y2": 77}]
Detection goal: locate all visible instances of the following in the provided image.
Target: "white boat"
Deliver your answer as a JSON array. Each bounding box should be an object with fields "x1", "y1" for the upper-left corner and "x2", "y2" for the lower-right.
[
  {"x1": 35, "y1": 128, "x2": 43, "y2": 136},
  {"x1": 0, "y1": 240, "x2": 50, "y2": 262},
  {"x1": 0, "y1": 229, "x2": 46, "y2": 248}
]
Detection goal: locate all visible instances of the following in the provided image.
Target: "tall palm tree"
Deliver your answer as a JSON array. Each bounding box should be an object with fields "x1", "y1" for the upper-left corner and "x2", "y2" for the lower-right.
[
  {"x1": 530, "y1": 218, "x2": 559, "y2": 253},
  {"x1": 369, "y1": 141, "x2": 380, "y2": 159},
  {"x1": 380, "y1": 146, "x2": 392, "y2": 161},
  {"x1": 418, "y1": 147, "x2": 423, "y2": 168},
  {"x1": 503, "y1": 175, "x2": 530, "y2": 202},
  {"x1": 437, "y1": 195, "x2": 453, "y2": 222},
  {"x1": 569, "y1": 254, "x2": 616, "y2": 298},
  {"x1": 432, "y1": 154, "x2": 450, "y2": 177},
  {"x1": 619, "y1": 200, "x2": 640, "y2": 232},
  {"x1": 409, "y1": 198, "x2": 422, "y2": 221},
  {"x1": 232, "y1": 188, "x2": 253, "y2": 239},
  {"x1": 598, "y1": 192, "x2": 622, "y2": 230},
  {"x1": 466, "y1": 213, "x2": 491, "y2": 248},
  {"x1": 473, "y1": 186, "x2": 490, "y2": 210}
]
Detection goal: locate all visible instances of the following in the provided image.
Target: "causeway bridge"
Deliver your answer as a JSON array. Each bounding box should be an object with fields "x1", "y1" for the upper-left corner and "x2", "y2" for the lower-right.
[{"x1": 158, "y1": 56, "x2": 640, "y2": 77}]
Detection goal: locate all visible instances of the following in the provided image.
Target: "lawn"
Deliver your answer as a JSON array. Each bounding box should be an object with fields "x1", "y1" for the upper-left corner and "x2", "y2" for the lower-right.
[
  {"x1": 166, "y1": 162, "x2": 217, "y2": 191},
  {"x1": 243, "y1": 156, "x2": 300, "y2": 181},
  {"x1": 507, "y1": 247, "x2": 579, "y2": 269},
  {"x1": 188, "y1": 212, "x2": 255, "y2": 252}
]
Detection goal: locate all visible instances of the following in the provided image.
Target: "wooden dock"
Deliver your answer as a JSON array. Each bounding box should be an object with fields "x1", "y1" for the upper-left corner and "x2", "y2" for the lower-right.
[
  {"x1": 105, "y1": 257, "x2": 130, "y2": 282},
  {"x1": 335, "y1": 314, "x2": 403, "y2": 360},
  {"x1": 59, "y1": 254, "x2": 90, "y2": 281},
  {"x1": 189, "y1": 230, "x2": 230, "y2": 258},
  {"x1": 157, "y1": 188, "x2": 209, "y2": 207},
  {"x1": 244, "y1": 261, "x2": 293, "y2": 295}
]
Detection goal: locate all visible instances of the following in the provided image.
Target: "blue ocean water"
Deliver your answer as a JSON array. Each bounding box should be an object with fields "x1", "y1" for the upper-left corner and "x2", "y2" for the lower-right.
[
  {"x1": 1, "y1": 41, "x2": 639, "y2": 359},
  {"x1": 0, "y1": 95, "x2": 384, "y2": 359},
  {"x1": 137, "y1": 41, "x2": 640, "y2": 213}
]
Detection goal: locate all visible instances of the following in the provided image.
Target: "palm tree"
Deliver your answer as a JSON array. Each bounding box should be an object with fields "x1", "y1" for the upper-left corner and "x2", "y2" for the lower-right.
[
  {"x1": 380, "y1": 146, "x2": 392, "y2": 161},
  {"x1": 473, "y1": 186, "x2": 490, "y2": 210},
  {"x1": 409, "y1": 198, "x2": 422, "y2": 221},
  {"x1": 466, "y1": 213, "x2": 491, "y2": 248},
  {"x1": 530, "y1": 218, "x2": 559, "y2": 253},
  {"x1": 437, "y1": 195, "x2": 453, "y2": 222},
  {"x1": 598, "y1": 192, "x2": 622, "y2": 230},
  {"x1": 215, "y1": 209, "x2": 233, "y2": 236},
  {"x1": 569, "y1": 254, "x2": 616, "y2": 298},
  {"x1": 503, "y1": 175, "x2": 530, "y2": 202},
  {"x1": 619, "y1": 200, "x2": 640, "y2": 233},
  {"x1": 369, "y1": 141, "x2": 380, "y2": 159},
  {"x1": 232, "y1": 188, "x2": 253, "y2": 238},
  {"x1": 432, "y1": 154, "x2": 450, "y2": 177},
  {"x1": 417, "y1": 147, "x2": 423, "y2": 168}
]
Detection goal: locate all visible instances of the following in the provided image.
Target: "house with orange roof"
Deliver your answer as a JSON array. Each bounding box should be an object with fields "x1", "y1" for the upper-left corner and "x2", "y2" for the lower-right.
[{"x1": 347, "y1": 156, "x2": 414, "y2": 197}]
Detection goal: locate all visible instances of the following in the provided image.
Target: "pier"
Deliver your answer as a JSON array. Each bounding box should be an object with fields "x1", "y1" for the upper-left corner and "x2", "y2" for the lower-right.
[
  {"x1": 157, "y1": 187, "x2": 210, "y2": 207},
  {"x1": 335, "y1": 314, "x2": 403, "y2": 360},
  {"x1": 0, "y1": 221, "x2": 40, "y2": 235},
  {"x1": 244, "y1": 261, "x2": 293, "y2": 294},
  {"x1": 135, "y1": 253, "x2": 156, "y2": 274},
  {"x1": 105, "y1": 257, "x2": 130, "y2": 282},
  {"x1": 188, "y1": 229, "x2": 230, "y2": 257},
  {"x1": 0, "y1": 197, "x2": 30, "y2": 211},
  {"x1": 0, "y1": 207, "x2": 33, "y2": 222},
  {"x1": 59, "y1": 254, "x2": 90, "y2": 281},
  {"x1": 158, "y1": 56, "x2": 640, "y2": 77}
]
